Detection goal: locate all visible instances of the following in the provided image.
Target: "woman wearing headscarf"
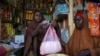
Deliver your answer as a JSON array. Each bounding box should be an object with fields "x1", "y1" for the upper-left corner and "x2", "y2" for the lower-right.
[{"x1": 65, "y1": 11, "x2": 100, "y2": 56}]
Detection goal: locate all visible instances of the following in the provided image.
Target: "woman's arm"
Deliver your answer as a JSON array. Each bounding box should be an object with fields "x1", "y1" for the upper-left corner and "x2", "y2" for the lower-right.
[
  {"x1": 31, "y1": 24, "x2": 42, "y2": 37},
  {"x1": 23, "y1": 22, "x2": 42, "y2": 56}
]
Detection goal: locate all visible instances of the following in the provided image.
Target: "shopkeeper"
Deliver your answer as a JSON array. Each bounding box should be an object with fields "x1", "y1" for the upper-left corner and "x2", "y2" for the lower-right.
[
  {"x1": 65, "y1": 11, "x2": 100, "y2": 56},
  {"x1": 23, "y1": 9, "x2": 65, "y2": 56}
]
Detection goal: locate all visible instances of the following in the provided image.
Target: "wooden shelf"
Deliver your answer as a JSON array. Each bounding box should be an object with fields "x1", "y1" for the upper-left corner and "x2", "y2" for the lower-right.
[{"x1": 1, "y1": 19, "x2": 12, "y2": 23}]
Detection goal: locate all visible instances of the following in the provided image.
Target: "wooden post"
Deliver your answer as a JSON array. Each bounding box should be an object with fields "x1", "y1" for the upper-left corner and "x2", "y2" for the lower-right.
[
  {"x1": 23, "y1": 0, "x2": 26, "y2": 26},
  {"x1": 65, "y1": 0, "x2": 75, "y2": 37},
  {"x1": 0, "y1": 18, "x2": 1, "y2": 40},
  {"x1": 0, "y1": 9, "x2": 2, "y2": 39}
]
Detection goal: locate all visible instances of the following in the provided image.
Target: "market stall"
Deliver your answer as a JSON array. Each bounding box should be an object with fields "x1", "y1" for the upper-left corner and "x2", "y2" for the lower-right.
[{"x1": 1, "y1": 0, "x2": 100, "y2": 56}]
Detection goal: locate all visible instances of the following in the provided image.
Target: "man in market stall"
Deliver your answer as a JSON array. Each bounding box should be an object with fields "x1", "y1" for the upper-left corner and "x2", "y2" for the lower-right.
[
  {"x1": 65, "y1": 11, "x2": 100, "y2": 56},
  {"x1": 23, "y1": 9, "x2": 65, "y2": 56}
]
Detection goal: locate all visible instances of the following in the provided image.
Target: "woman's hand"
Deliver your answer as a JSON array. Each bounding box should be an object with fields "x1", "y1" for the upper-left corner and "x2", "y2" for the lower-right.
[
  {"x1": 51, "y1": 20, "x2": 57, "y2": 27},
  {"x1": 40, "y1": 20, "x2": 49, "y2": 28}
]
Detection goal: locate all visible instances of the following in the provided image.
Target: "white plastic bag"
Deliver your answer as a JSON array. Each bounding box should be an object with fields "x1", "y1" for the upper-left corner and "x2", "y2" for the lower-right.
[
  {"x1": 40, "y1": 26, "x2": 62, "y2": 55},
  {"x1": 61, "y1": 28, "x2": 70, "y2": 43}
]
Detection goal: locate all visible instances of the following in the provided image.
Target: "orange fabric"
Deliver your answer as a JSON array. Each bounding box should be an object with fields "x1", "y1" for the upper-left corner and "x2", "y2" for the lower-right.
[{"x1": 88, "y1": 2, "x2": 99, "y2": 36}]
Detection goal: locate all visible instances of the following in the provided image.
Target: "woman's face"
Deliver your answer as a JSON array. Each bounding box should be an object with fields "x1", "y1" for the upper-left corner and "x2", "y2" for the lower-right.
[
  {"x1": 75, "y1": 16, "x2": 84, "y2": 29},
  {"x1": 34, "y1": 12, "x2": 42, "y2": 23}
]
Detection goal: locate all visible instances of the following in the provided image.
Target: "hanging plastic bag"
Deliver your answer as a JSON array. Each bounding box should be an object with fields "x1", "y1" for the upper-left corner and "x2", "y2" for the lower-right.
[
  {"x1": 40, "y1": 25, "x2": 62, "y2": 55},
  {"x1": 61, "y1": 28, "x2": 70, "y2": 43}
]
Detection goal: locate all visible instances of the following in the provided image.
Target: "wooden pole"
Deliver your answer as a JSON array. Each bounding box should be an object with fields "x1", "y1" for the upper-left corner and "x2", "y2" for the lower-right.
[
  {"x1": 65, "y1": 0, "x2": 75, "y2": 37},
  {"x1": 0, "y1": 17, "x2": 1, "y2": 40},
  {"x1": 23, "y1": 0, "x2": 26, "y2": 26}
]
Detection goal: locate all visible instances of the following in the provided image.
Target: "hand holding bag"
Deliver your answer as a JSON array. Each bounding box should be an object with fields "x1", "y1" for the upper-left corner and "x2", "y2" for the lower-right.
[{"x1": 40, "y1": 25, "x2": 62, "y2": 55}]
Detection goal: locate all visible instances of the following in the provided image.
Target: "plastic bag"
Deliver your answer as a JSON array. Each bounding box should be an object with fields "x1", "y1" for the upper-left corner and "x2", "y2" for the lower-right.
[
  {"x1": 61, "y1": 28, "x2": 69, "y2": 43},
  {"x1": 40, "y1": 26, "x2": 62, "y2": 55}
]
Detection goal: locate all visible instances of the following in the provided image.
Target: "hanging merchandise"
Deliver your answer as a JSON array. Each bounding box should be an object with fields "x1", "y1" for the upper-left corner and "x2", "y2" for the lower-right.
[
  {"x1": 26, "y1": 3, "x2": 34, "y2": 9},
  {"x1": 43, "y1": 14, "x2": 53, "y2": 21},
  {"x1": 61, "y1": 28, "x2": 69, "y2": 43},
  {"x1": 88, "y1": 2, "x2": 99, "y2": 36},
  {"x1": 2, "y1": 6, "x2": 11, "y2": 21},
  {"x1": 40, "y1": 25, "x2": 62, "y2": 55},
  {"x1": 6, "y1": 0, "x2": 15, "y2": 6},
  {"x1": 25, "y1": 10, "x2": 33, "y2": 20},
  {"x1": 12, "y1": 9, "x2": 20, "y2": 24},
  {"x1": 75, "y1": 0, "x2": 83, "y2": 10},
  {"x1": 54, "y1": 3, "x2": 69, "y2": 15},
  {"x1": 5, "y1": 23, "x2": 15, "y2": 35},
  {"x1": 41, "y1": 9, "x2": 53, "y2": 21},
  {"x1": 76, "y1": 3, "x2": 83, "y2": 10},
  {"x1": 1, "y1": 23, "x2": 8, "y2": 39}
]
